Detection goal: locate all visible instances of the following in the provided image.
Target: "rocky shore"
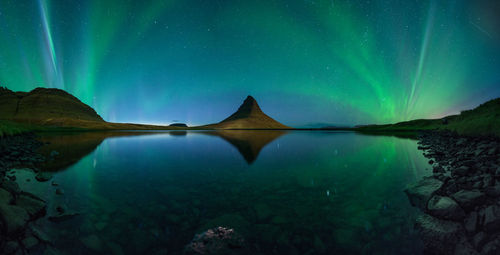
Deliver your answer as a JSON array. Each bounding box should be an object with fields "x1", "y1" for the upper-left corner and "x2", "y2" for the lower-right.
[
  {"x1": 0, "y1": 133, "x2": 55, "y2": 255},
  {"x1": 406, "y1": 131, "x2": 500, "y2": 254}
]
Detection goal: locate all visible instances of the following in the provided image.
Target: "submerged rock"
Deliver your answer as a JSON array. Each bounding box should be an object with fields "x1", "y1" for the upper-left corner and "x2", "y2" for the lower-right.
[
  {"x1": 451, "y1": 190, "x2": 485, "y2": 211},
  {"x1": 0, "y1": 188, "x2": 13, "y2": 204},
  {"x1": 184, "y1": 227, "x2": 246, "y2": 255},
  {"x1": 22, "y1": 236, "x2": 39, "y2": 250},
  {"x1": 481, "y1": 205, "x2": 500, "y2": 233},
  {"x1": 464, "y1": 212, "x2": 479, "y2": 233},
  {"x1": 35, "y1": 172, "x2": 53, "y2": 182},
  {"x1": 15, "y1": 194, "x2": 46, "y2": 219},
  {"x1": 415, "y1": 214, "x2": 464, "y2": 254},
  {"x1": 427, "y1": 195, "x2": 465, "y2": 221},
  {"x1": 405, "y1": 177, "x2": 443, "y2": 210},
  {"x1": 48, "y1": 211, "x2": 79, "y2": 222},
  {"x1": 3, "y1": 241, "x2": 20, "y2": 254},
  {"x1": 0, "y1": 203, "x2": 29, "y2": 235},
  {"x1": 81, "y1": 234, "x2": 104, "y2": 252}
]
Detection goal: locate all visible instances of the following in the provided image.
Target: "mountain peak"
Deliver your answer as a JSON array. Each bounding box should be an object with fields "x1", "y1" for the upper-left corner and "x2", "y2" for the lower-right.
[
  {"x1": 209, "y1": 95, "x2": 290, "y2": 129},
  {"x1": 244, "y1": 95, "x2": 256, "y2": 103}
]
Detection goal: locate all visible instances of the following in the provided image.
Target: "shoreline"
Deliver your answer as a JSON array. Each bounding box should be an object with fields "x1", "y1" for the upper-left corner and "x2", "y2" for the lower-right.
[
  {"x1": 406, "y1": 131, "x2": 500, "y2": 254},
  {"x1": 0, "y1": 133, "x2": 65, "y2": 254},
  {"x1": 2, "y1": 129, "x2": 500, "y2": 254}
]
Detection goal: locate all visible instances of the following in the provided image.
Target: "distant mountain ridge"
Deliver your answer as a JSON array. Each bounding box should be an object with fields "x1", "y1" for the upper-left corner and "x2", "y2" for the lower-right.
[{"x1": 206, "y1": 95, "x2": 290, "y2": 129}]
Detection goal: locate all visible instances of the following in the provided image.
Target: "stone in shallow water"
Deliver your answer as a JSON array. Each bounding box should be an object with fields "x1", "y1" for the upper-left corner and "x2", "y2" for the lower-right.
[
  {"x1": 48, "y1": 211, "x2": 79, "y2": 222},
  {"x1": 199, "y1": 214, "x2": 250, "y2": 235},
  {"x1": 485, "y1": 185, "x2": 500, "y2": 197},
  {"x1": 55, "y1": 188, "x2": 64, "y2": 195},
  {"x1": 0, "y1": 203, "x2": 29, "y2": 235},
  {"x1": 253, "y1": 203, "x2": 272, "y2": 221},
  {"x1": 454, "y1": 236, "x2": 479, "y2": 255},
  {"x1": 94, "y1": 221, "x2": 107, "y2": 231},
  {"x1": 107, "y1": 242, "x2": 125, "y2": 255},
  {"x1": 22, "y1": 236, "x2": 39, "y2": 250},
  {"x1": 3, "y1": 241, "x2": 20, "y2": 254},
  {"x1": 464, "y1": 212, "x2": 478, "y2": 233},
  {"x1": 452, "y1": 166, "x2": 470, "y2": 177},
  {"x1": 481, "y1": 237, "x2": 500, "y2": 255},
  {"x1": 81, "y1": 234, "x2": 104, "y2": 252},
  {"x1": 481, "y1": 205, "x2": 500, "y2": 233},
  {"x1": 0, "y1": 188, "x2": 13, "y2": 204},
  {"x1": 15, "y1": 194, "x2": 46, "y2": 219},
  {"x1": 185, "y1": 227, "x2": 245, "y2": 255},
  {"x1": 452, "y1": 190, "x2": 485, "y2": 211},
  {"x1": 473, "y1": 232, "x2": 488, "y2": 250},
  {"x1": 415, "y1": 214, "x2": 464, "y2": 255},
  {"x1": 2, "y1": 179, "x2": 21, "y2": 194},
  {"x1": 405, "y1": 177, "x2": 443, "y2": 210},
  {"x1": 35, "y1": 172, "x2": 53, "y2": 182},
  {"x1": 427, "y1": 195, "x2": 465, "y2": 221}
]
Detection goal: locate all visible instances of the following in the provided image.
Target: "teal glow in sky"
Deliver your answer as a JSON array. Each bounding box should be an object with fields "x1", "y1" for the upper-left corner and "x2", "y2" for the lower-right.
[{"x1": 1, "y1": 0, "x2": 499, "y2": 126}]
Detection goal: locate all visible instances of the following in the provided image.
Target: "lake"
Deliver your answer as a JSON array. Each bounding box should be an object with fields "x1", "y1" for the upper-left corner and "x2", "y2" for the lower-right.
[{"x1": 15, "y1": 130, "x2": 431, "y2": 254}]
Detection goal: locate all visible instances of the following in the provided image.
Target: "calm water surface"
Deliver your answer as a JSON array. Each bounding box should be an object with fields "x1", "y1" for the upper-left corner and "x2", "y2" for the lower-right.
[{"x1": 17, "y1": 131, "x2": 431, "y2": 254}]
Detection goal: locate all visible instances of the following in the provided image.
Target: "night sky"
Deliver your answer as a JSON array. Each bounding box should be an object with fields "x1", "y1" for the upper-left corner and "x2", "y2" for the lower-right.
[{"x1": 1, "y1": 0, "x2": 499, "y2": 127}]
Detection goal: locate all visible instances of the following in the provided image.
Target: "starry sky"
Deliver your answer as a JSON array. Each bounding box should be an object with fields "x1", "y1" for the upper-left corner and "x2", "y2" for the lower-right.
[{"x1": 0, "y1": 0, "x2": 499, "y2": 127}]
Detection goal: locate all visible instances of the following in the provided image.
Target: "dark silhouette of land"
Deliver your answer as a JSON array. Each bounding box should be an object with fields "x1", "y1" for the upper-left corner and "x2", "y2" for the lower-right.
[
  {"x1": 356, "y1": 98, "x2": 500, "y2": 137},
  {"x1": 1, "y1": 87, "x2": 499, "y2": 137}
]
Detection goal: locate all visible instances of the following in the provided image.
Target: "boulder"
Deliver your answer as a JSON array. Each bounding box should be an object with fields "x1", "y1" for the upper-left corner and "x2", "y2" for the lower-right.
[
  {"x1": 0, "y1": 188, "x2": 13, "y2": 205},
  {"x1": 22, "y1": 236, "x2": 39, "y2": 250},
  {"x1": 485, "y1": 185, "x2": 500, "y2": 197},
  {"x1": 15, "y1": 194, "x2": 46, "y2": 219},
  {"x1": 454, "y1": 236, "x2": 479, "y2": 255},
  {"x1": 452, "y1": 166, "x2": 470, "y2": 177},
  {"x1": 415, "y1": 214, "x2": 464, "y2": 255},
  {"x1": 184, "y1": 227, "x2": 246, "y2": 255},
  {"x1": 81, "y1": 234, "x2": 103, "y2": 252},
  {"x1": 405, "y1": 177, "x2": 443, "y2": 210},
  {"x1": 35, "y1": 172, "x2": 52, "y2": 182},
  {"x1": 427, "y1": 196, "x2": 465, "y2": 221},
  {"x1": 3, "y1": 241, "x2": 20, "y2": 254},
  {"x1": 0, "y1": 203, "x2": 29, "y2": 235},
  {"x1": 48, "y1": 211, "x2": 79, "y2": 222},
  {"x1": 451, "y1": 190, "x2": 485, "y2": 211},
  {"x1": 481, "y1": 237, "x2": 500, "y2": 255},
  {"x1": 464, "y1": 212, "x2": 478, "y2": 233},
  {"x1": 481, "y1": 205, "x2": 500, "y2": 233}
]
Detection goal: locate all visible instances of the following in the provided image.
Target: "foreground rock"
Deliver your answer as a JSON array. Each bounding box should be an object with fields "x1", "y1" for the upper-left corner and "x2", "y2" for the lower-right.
[
  {"x1": 405, "y1": 177, "x2": 443, "y2": 210},
  {"x1": 184, "y1": 227, "x2": 247, "y2": 255},
  {"x1": 0, "y1": 133, "x2": 54, "y2": 254},
  {"x1": 415, "y1": 214, "x2": 465, "y2": 254},
  {"x1": 407, "y1": 131, "x2": 500, "y2": 254},
  {"x1": 427, "y1": 195, "x2": 465, "y2": 221}
]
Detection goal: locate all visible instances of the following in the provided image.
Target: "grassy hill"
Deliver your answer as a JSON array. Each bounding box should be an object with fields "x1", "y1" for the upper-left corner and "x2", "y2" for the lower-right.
[
  {"x1": 0, "y1": 87, "x2": 188, "y2": 132},
  {"x1": 356, "y1": 98, "x2": 500, "y2": 137}
]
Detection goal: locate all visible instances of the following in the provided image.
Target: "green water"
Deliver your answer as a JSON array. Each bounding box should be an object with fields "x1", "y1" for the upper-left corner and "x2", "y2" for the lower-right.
[{"x1": 18, "y1": 131, "x2": 430, "y2": 254}]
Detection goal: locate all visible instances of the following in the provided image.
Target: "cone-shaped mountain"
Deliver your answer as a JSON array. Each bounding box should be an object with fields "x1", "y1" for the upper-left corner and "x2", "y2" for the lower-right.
[{"x1": 208, "y1": 95, "x2": 290, "y2": 129}]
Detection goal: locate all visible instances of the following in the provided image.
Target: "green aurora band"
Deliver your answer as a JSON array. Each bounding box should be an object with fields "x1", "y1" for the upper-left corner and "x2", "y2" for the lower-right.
[{"x1": 0, "y1": 0, "x2": 499, "y2": 126}]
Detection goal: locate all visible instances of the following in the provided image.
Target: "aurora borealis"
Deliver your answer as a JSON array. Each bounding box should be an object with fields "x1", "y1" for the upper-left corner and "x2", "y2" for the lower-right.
[{"x1": 0, "y1": 0, "x2": 499, "y2": 126}]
